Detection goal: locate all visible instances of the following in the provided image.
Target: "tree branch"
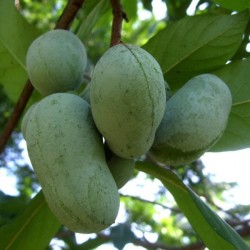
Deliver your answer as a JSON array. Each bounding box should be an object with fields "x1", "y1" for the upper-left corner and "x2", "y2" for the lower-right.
[
  {"x1": 55, "y1": 0, "x2": 85, "y2": 29},
  {"x1": 0, "y1": 0, "x2": 85, "y2": 155},
  {"x1": 109, "y1": 0, "x2": 128, "y2": 47},
  {"x1": 120, "y1": 193, "x2": 181, "y2": 213},
  {"x1": 57, "y1": 219, "x2": 250, "y2": 250},
  {"x1": 95, "y1": 232, "x2": 205, "y2": 250},
  {"x1": 95, "y1": 223, "x2": 250, "y2": 250},
  {"x1": 0, "y1": 81, "x2": 34, "y2": 154},
  {"x1": 133, "y1": 239, "x2": 205, "y2": 250}
]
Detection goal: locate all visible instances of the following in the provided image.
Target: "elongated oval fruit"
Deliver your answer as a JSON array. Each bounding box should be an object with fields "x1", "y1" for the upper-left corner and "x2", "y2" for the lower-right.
[
  {"x1": 23, "y1": 93, "x2": 120, "y2": 233},
  {"x1": 26, "y1": 29, "x2": 87, "y2": 96},
  {"x1": 150, "y1": 74, "x2": 232, "y2": 166},
  {"x1": 90, "y1": 44, "x2": 166, "y2": 159},
  {"x1": 107, "y1": 155, "x2": 135, "y2": 189},
  {"x1": 21, "y1": 103, "x2": 37, "y2": 139}
]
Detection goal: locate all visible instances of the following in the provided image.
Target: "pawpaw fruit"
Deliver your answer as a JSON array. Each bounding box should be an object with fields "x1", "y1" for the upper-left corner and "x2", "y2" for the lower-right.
[
  {"x1": 26, "y1": 29, "x2": 87, "y2": 96},
  {"x1": 150, "y1": 74, "x2": 232, "y2": 166},
  {"x1": 23, "y1": 93, "x2": 120, "y2": 233},
  {"x1": 21, "y1": 103, "x2": 37, "y2": 139},
  {"x1": 90, "y1": 44, "x2": 166, "y2": 159},
  {"x1": 107, "y1": 155, "x2": 134, "y2": 189}
]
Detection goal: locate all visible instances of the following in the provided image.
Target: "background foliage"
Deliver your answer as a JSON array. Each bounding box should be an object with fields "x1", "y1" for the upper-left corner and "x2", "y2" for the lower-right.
[{"x1": 0, "y1": 0, "x2": 250, "y2": 249}]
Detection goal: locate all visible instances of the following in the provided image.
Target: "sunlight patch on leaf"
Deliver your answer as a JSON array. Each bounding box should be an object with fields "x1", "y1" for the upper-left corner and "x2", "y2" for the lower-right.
[{"x1": 212, "y1": 58, "x2": 250, "y2": 151}]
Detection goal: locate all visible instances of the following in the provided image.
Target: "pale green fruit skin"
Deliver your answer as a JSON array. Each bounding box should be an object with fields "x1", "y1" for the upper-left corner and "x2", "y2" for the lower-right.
[
  {"x1": 26, "y1": 30, "x2": 87, "y2": 96},
  {"x1": 90, "y1": 44, "x2": 166, "y2": 159},
  {"x1": 21, "y1": 103, "x2": 37, "y2": 139},
  {"x1": 164, "y1": 81, "x2": 172, "y2": 101},
  {"x1": 24, "y1": 93, "x2": 120, "y2": 233},
  {"x1": 107, "y1": 155, "x2": 135, "y2": 189},
  {"x1": 151, "y1": 74, "x2": 232, "y2": 166}
]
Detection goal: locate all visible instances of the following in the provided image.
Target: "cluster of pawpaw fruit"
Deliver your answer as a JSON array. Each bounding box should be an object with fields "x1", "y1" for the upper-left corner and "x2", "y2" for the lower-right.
[{"x1": 22, "y1": 29, "x2": 232, "y2": 233}]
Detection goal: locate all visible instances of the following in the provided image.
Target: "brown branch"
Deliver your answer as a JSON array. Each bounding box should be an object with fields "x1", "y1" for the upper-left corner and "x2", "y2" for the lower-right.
[
  {"x1": 0, "y1": 81, "x2": 34, "y2": 154},
  {"x1": 236, "y1": 220, "x2": 250, "y2": 237},
  {"x1": 134, "y1": 220, "x2": 250, "y2": 250},
  {"x1": 109, "y1": 0, "x2": 128, "y2": 47},
  {"x1": 133, "y1": 239, "x2": 205, "y2": 250},
  {"x1": 0, "y1": 0, "x2": 85, "y2": 155},
  {"x1": 56, "y1": 219, "x2": 250, "y2": 250},
  {"x1": 96, "y1": 223, "x2": 250, "y2": 250},
  {"x1": 59, "y1": 221, "x2": 250, "y2": 250},
  {"x1": 55, "y1": 0, "x2": 85, "y2": 30},
  {"x1": 95, "y1": 233, "x2": 205, "y2": 250}
]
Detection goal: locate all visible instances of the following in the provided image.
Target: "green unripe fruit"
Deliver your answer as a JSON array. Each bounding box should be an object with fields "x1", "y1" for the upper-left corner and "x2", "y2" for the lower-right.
[
  {"x1": 90, "y1": 44, "x2": 166, "y2": 159},
  {"x1": 151, "y1": 74, "x2": 232, "y2": 166},
  {"x1": 21, "y1": 103, "x2": 37, "y2": 139},
  {"x1": 107, "y1": 155, "x2": 135, "y2": 189},
  {"x1": 26, "y1": 29, "x2": 87, "y2": 96},
  {"x1": 23, "y1": 93, "x2": 120, "y2": 233}
]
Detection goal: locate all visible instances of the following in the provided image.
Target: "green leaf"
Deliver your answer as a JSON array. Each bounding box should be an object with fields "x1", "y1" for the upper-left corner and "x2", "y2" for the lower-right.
[
  {"x1": 122, "y1": 0, "x2": 137, "y2": 21},
  {"x1": 0, "y1": 43, "x2": 27, "y2": 101},
  {"x1": 213, "y1": 0, "x2": 250, "y2": 11},
  {"x1": 0, "y1": 0, "x2": 41, "y2": 101},
  {"x1": 141, "y1": 0, "x2": 153, "y2": 11},
  {"x1": 143, "y1": 11, "x2": 248, "y2": 90},
  {"x1": 136, "y1": 161, "x2": 250, "y2": 250},
  {"x1": 0, "y1": 191, "x2": 61, "y2": 250},
  {"x1": 0, "y1": 191, "x2": 27, "y2": 227},
  {"x1": 211, "y1": 58, "x2": 250, "y2": 151},
  {"x1": 77, "y1": 0, "x2": 110, "y2": 42}
]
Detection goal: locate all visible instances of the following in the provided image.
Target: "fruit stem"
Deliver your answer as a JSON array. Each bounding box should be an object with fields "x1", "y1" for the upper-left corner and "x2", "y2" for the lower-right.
[
  {"x1": 56, "y1": 0, "x2": 85, "y2": 29},
  {"x1": 110, "y1": 0, "x2": 128, "y2": 47}
]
